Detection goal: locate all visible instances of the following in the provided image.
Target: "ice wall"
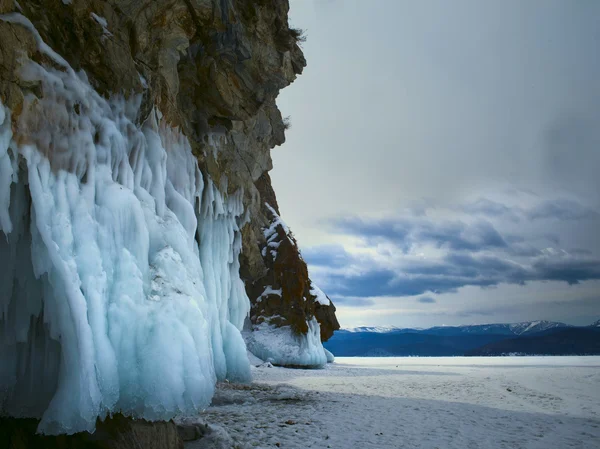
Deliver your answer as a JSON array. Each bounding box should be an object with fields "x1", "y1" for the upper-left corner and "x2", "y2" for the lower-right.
[{"x1": 0, "y1": 14, "x2": 250, "y2": 435}]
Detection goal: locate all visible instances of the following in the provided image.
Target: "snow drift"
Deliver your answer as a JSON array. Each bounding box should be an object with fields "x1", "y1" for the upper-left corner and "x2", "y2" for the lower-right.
[{"x1": 0, "y1": 14, "x2": 251, "y2": 435}]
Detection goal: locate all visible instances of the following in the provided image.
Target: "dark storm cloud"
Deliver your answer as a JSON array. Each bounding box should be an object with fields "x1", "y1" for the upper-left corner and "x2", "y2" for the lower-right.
[
  {"x1": 319, "y1": 250, "x2": 600, "y2": 298},
  {"x1": 308, "y1": 208, "x2": 600, "y2": 299},
  {"x1": 531, "y1": 256, "x2": 600, "y2": 285}
]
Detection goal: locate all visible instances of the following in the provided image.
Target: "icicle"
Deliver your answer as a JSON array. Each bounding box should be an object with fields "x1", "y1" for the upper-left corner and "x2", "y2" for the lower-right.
[{"x1": 0, "y1": 104, "x2": 14, "y2": 233}]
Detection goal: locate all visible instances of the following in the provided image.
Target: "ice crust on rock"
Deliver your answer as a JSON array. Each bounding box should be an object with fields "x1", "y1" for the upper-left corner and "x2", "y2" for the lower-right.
[
  {"x1": 244, "y1": 317, "x2": 328, "y2": 368},
  {"x1": 310, "y1": 282, "x2": 332, "y2": 306},
  {"x1": 263, "y1": 202, "x2": 292, "y2": 261},
  {"x1": 0, "y1": 15, "x2": 251, "y2": 434}
]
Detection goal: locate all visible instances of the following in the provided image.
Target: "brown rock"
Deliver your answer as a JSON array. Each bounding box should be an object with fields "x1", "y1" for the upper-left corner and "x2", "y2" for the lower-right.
[
  {"x1": 0, "y1": 415, "x2": 183, "y2": 449},
  {"x1": 243, "y1": 173, "x2": 340, "y2": 342}
]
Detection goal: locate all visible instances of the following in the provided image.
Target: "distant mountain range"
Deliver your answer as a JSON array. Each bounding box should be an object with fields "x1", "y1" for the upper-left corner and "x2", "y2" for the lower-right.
[{"x1": 324, "y1": 320, "x2": 600, "y2": 357}]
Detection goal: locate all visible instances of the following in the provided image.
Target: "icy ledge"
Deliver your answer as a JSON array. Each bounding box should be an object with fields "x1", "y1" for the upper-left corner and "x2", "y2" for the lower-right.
[
  {"x1": 244, "y1": 318, "x2": 329, "y2": 368},
  {"x1": 0, "y1": 14, "x2": 250, "y2": 435}
]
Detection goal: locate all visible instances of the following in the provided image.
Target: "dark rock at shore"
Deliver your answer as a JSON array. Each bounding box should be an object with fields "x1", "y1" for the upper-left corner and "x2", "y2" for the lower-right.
[{"x1": 0, "y1": 415, "x2": 183, "y2": 449}]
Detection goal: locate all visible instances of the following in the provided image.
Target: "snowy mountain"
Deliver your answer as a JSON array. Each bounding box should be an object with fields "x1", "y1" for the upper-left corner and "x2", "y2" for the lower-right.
[
  {"x1": 344, "y1": 326, "x2": 408, "y2": 333},
  {"x1": 328, "y1": 320, "x2": 598, "y2": 357},
  {"x1": 508, "y1": 320, "x2": 571, "y2": 335},
  {"x1": 341, "y1": 320, "x2": 571, "y2": 336}
]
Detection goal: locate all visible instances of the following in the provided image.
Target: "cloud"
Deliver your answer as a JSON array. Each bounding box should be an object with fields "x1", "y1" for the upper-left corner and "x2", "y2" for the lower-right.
[
  {"x1": 542, "y1": 113, "x2": 600, "y2": 200},
  {"x1": 302, "y1": 244, "x2": 352, "y2": 267},
  {"x1": 456, "y1": 295, "x2": 600, "y2": 321},
  {"x1": 277, "y1": 0, "x2": 600, "y2": 327},
  {"x1": 531, "y1": 254, "x2": 600, "y2": 285},
  {"x1": 329, "y1": 296, "x2": 376, "y2": 307},
  {"x1": 462, "y1": 198, "x2": 520, "y2": 221},
  {"x1": 463, "y1": 197, "x2": 598, "y2": 222},
  {"x1": 526, "y1": 199, "x2": 598, "y2": 221},
  {"x1": 417, "y1": 296, "x2": 436, "y2": 304},
  {"x1": 331, "y1": 215, "x2": 509, "y2": 253},
  {"x1": 308, "y1": 199, "x2": 600, "y2": 299},
  {"x1": 316, "y1": 246, "x2": 600, "y2": 298}
]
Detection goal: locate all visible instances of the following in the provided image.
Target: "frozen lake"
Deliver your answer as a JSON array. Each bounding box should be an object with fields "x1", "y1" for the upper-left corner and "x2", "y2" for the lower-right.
[{"x1": 192, "y1": 356, "x2": 600, "y2": 448}]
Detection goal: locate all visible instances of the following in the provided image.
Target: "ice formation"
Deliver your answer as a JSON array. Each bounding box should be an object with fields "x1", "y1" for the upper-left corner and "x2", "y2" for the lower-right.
[
  {"x1": 324, "y1": 348, "x2": 335, "y2": 363},
  {"x1": 244, "y1": 318, "x2": 328, "y2": 368},
  {"x1": 0, "y1": 14, "x2": 250, "y2": 435}
]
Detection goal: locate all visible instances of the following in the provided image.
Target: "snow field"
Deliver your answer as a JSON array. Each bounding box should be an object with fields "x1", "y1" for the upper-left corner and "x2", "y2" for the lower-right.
[{"x1": 194, "y1": 356, "x2": 600, "y2": 449}]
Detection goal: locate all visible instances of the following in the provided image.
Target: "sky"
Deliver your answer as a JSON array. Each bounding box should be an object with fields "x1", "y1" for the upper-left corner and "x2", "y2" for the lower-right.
[{"x1": 271, "y1": 0, "x2": 600, "y2": 328}]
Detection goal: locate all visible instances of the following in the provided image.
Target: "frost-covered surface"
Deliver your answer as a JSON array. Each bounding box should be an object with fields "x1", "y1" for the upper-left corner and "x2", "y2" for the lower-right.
[
  {"x1": 255, "y1": 285, "x2": 282, "y2": 303},
  {"x1": 194, "y1": 356, "x2": 600, "y2": 449},
  {"x1": 0, "y1": 14, "x2": 250, "y2": 435},
  {"x1": 90, "y1": 13, "x2": 112, "y2": 37},
  {"x1": 262, "y1": 202, "x2": 292, "y2": 261},
  {"x1": 309, "y1": 282, "x2": 331, "y2": 306},
  {"x1": 244, "y1": 318, "x2": 328, "y2": 368}
]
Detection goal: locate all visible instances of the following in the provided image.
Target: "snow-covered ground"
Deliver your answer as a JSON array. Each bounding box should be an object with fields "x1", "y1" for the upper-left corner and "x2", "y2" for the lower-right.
[{"x1": 190, "y1": 356, "x2": 600, "y2": 449}]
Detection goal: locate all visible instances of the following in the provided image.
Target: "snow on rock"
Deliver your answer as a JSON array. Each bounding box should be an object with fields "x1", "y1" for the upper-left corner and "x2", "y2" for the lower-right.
[
  {"x1": 0, "y1": 15, "x2": 250, "y2": 435},
  {"x1": 309, "y1": 282, "x2": 332, "y2": 306},
  {"x1": 90, "y1": 13, "x2": 112, "y2": 37},
  {"x1": 244, "y1": 317, "x2": 328, "y2": 368},
  {"x1": 262, "y1": 202, "x2": 292, "y2": 261},
  {"x1": 259, "y1": 285, "x2": 282, "y2": 300}
]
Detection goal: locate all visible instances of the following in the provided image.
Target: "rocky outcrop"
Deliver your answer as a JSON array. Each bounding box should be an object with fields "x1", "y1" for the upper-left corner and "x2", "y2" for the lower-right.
[{"x1": 243, "y1": 172, "x2": 339, "y2": 341}]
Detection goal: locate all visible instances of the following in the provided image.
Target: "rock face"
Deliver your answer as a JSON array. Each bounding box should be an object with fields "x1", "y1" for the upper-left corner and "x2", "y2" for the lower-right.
[{"x1": 0, "y1": 0, "x2": 338, "y2": 439}]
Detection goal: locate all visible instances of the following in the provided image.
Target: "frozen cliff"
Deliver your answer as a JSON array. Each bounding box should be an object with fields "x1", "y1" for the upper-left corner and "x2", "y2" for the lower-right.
[{"x1": 0, "y1": 0, "x2": 338, "y2": 437}]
